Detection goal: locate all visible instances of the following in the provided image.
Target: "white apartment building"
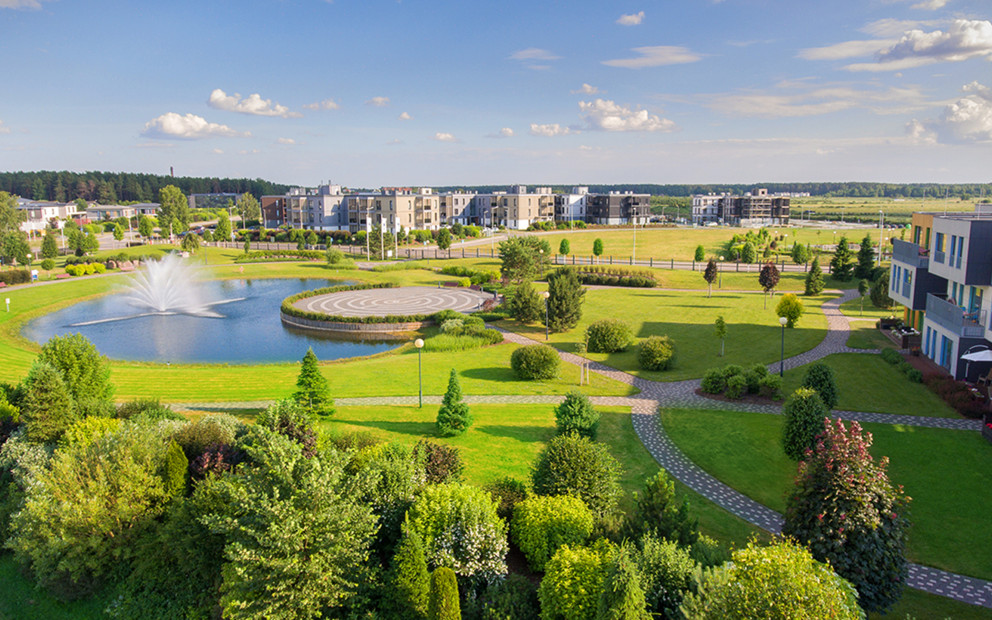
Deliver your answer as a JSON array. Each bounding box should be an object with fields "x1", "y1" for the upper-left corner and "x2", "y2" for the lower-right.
[
  {"x1": 691, "y1": 194, "x2": 723, "y2": 225},
  {"x1": 555, "y1": 187, "x2": 589, "y2": 225}
]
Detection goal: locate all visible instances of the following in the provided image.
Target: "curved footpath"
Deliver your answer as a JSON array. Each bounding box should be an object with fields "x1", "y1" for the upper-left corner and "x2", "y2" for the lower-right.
[{"x1": 177, "y1": 289, "x2": 991, "y2": 608}]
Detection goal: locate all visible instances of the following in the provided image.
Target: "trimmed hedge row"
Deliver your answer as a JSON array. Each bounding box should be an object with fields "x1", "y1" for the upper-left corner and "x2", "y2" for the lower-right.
[
  {"x1": 880, "y1": 348, "x2": 922, "y2": 383},
  {"x1": 64, "y1": 263, "x2": 107, "y2": 276},
  {"x1": 0, "y1": 270, "x2": 31, "y2": 285},
  {"x1": 234, "y1": 250, "x2": 326, "y2": 263},
  {"x1": 575, "y1": 273, "x2": 656, "y2": 288},
  {"x1": 701, "y1": 363, "x2": 783, "y2": 400},
  {"x1": 439, "y1": 265, "x2": 500, "y2": 285}
]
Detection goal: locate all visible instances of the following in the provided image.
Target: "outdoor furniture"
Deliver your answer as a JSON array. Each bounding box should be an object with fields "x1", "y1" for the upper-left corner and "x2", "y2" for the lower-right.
[{"x1": 978, "y1": 370, "x2": 992, "y2": 387}]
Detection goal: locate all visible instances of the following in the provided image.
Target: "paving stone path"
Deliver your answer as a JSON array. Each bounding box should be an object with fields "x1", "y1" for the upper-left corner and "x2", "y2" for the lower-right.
[{"x1": 174, "y1": 288, "x2": 992, "y2": 608}]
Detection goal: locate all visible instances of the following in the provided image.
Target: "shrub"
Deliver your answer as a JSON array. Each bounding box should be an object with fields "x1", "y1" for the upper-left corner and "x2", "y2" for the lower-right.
[
  {"x1": 413, "y1": 440, "x2": 464, "y2": 484},
  {"x1": 512, "y1": 495, "x2": 594, "y2": 572},
  {"x1": 743, "y1": 363, "x2": 768, "y2": 393},
  {"x1": 20, "y1": 362, "x2": 77, "y2": 443},
  {"x1": 256, "y1": 399, "x2": 317, "y2": 458},
  {"x1": 171, "y1": 414, "x2": 243, "y2": 462},
  {"x1": 483, "y1": 476, "x2": 528, "y2": 522},
  {"x1": 635, "y1": 535, "x2": 697, "y2": 618},
  {"x1": 689, "y1": 535, "x2": 730, "y2": 568},
  {"x1": 40, "y1": 258, "x2": 55, "y2": 271},
  {"x1": 700, "y1": 368, "x2": 726, "y2": 394},
  {"x1": 406, "y1": 483, "x2": 508, "y2": 582},
  {"x1": 724, "y1": 374, "x2": 747, "y2": 400},
  {"x1": 538, "y1": 541, "x2": 612, "y2": 620},
  {"x1": 531, "y1": 434, "x2": 623, "y2": 519},
  {"x1": 757, "y1": 373, "x2": 784, "y2": 399},
  {"x1": 801, "y1": 362, "x2": 838, "y2": 409},
  {"x1": 384, "y1": 527, "x2": 430, "y2": 619},
  {"x1": 721, "y1": 364, "x2": 744, "y2": 379},
  {"x1": 38, "y1": 332, "x2": 114, "y2": 404},
  {"x1": 637, "y1": 336, "x2": 675, "y2": 371},
  {"x1": 781, "y1": 388, "x2": 828, "y2": 461},
  {"x1": 880, "y1": 348, "x2": 901, "y2": 364},
  {"x1": 906, "y1": 368, "x2": 922, "y2": 383},
  {"x1": 473, "y1": 574, "x2": 540, "y2": 620},
  {"x1": 629, "y1": 470, "x2": 699, "y2": 547},
  {"x1": 115, "y1": 398, "x2": 182, "y2": 422},
  {"x1": 0, "y1": 269, "x2": 30, "y2": 285},
  {"x1": 585, "y1": 319, "x2": 633, "y2": 353},
  {"x1": 554, "y1": 390, "x2": 600, "y2": 439},
  {"x1": 510, "y1": 344, "x2": 561, "y2": 380},
  {"x1": 596, "y1": 543, "x2": 651, "y2": 620}
]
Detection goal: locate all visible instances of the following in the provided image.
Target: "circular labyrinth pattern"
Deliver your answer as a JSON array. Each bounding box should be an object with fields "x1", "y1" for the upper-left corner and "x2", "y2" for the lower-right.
[{"x1": 294, "y1": 286, "x2": 494, "y2": 318}]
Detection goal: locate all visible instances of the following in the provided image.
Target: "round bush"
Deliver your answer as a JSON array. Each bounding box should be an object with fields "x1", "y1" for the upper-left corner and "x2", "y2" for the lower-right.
[
  {"x1": 531, "y1": 434, "x2": 623, "y2": 519},
  {"x1": 511, "y1": 495, "x2": 594, "y2": 572},
  {"x1": 906, "y1": 368, "x2": 922, "y2": 383},
  {"x1": 757, "y1": 374, "x2": 784, "y2": 399},
  {"x1": 700, "y1": 368, "x2": 726, "y2": 394},
  {"x1": 40, "y1": 258, "x2": 55, "y2": 271},
  {"x1": 510, "y1": 344, "x2": 561, "y2": 380},
  {"x1": 584, "y1": 319, "x2": 633, "y2": 353},
  {"x1": 554, "y1": 391, "x2": 600, "y2": 439},
  {"x1": 638, "y1": 336, "x2": 676, "y2": 371},
  {"x1": 725, "y1": 374, "x2": 747, "y2": 400}
]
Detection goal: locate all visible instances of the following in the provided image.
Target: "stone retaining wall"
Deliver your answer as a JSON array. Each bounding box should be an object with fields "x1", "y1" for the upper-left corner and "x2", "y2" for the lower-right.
[{"x1": 280, "y1": 312, "x2": 428, "y2": 334}]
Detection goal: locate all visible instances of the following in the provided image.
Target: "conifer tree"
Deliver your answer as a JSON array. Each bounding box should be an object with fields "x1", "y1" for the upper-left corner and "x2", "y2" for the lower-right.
[
  {"x1": 427, "y1": 567, "x2": 460, "y2": 620},
  {"x1": 597, "y1": 544, "x2": 651, "y2": 620},
  {"x1": 163, "y1": 440, "x2": 189, "y2": 497},
  {"x1": 294, "y1": 348, "x2": 334, "y2": 416},
  {"x1": 694, "y1": 245, "x2": 705, "y2": 262},
  {"x1": 781, "y1": 388, "x2": 827, "y2": 460},
  {"x1": 546, "y1": 267, "x2": 585, "y2": 332},
  {"x1": 385, "y1": 526, "x2": 430, "y2": 619},
  {"x1": 855, "y1": 234, "x2": 875, "y2": 280},
  {"x1": 436, "y1": 369, "x2": 471, "y2": 436},
  {"x1": 829, "y1": 236, "x2": 854, "y2": 281},
  {"x1": 804, "y1": 256, "x2": 825, "y2": 296},
  {"x1": 41, "y1": 232, "x2": 58, "y2": 259},
  {"x1": 21, "y1": 361, "x2": 77, "y2": 443}
]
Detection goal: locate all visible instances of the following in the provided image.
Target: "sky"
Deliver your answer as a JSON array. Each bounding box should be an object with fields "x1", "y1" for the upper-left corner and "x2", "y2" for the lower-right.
[{"x1": 1, "y1": 0, "x2": 991, "y2": 188}]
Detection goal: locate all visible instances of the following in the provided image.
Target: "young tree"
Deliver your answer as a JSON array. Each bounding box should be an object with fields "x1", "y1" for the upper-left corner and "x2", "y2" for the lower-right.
[
  {"x1": 629, "y1": 469, "x2": 698, "y2": 547},
  {"x1": 593, "y1": 238, "x2": 604, "y2": 263},
  {"x1": 858, "y1": 278, "x2": 870, "y2": 315},
  {"x1": 740, "y1": 241, "x2": 757, "y2": 264},
  {"x1": 83, "y1": 231, "x2": 100, "y2": 254},
  {"x1": 559, "y1": 238, "x2": 570, "y2": 257},
  {"x1": 597, "y1": 544, "x2": 651, "y2": 620},
  {"x1": 113, "y1": 223, "x2": 125, "y2": 247},
  {"x1": 41, "y1": 231, "x2": 58, "y2": 259},
  {"x1": 509, "y1": 281, "x2": 544, "y2": 323},
  {"x1": 804, "y1": 256, "x2": 825, "y2": 296},
  {"x1": 758, "y1": 262, "x2": 780, "y2": 308},
  {"x1": 427, "y1": 567, "x2": 460, "y2": 620},
  {"x1": 236, "y1": 192, "x2": 260, "y2": 227},
  {"x1": 783, "y1": 419, "x2": 910, "y2": 613},
  {"x1": 703, "y1": 259, "x2": 718, "y2": 298},
  {"x1": 829, "y1": 236, "x2": 854, "y2": 281},
  {"x1": 791, "y1": 242, "x2": 809, "y2": 265},
  {"x1": 498, "y1": 236, "x2": 551, "y2": 284},
  {"x1": 294, "y1": 348, "x2": 334, "y2": 416},
  {"x1": 870, "y1": 272, "x2": 894, "y2": 309},
  {"x1": 693, "y1": 244, "x2": 705, "y2": 262},
  {"x1": 138, "y1": 215, "x2": 154, "y2": 239},
  {"x1": 215, "y1": 210, "x2": 232, "y2": 242},
  {"x1": 180, "y1": 232, "x2": 200, "y2": 254},
  {"x1": 436, "y1": 228, "x2": 453, "y2": 252},
  {"x1": 775, "y1": 293, "x2": 804, "y2": 328},
  {"x1": 157, "y1": 185, "x2": 189, "y2": 236},
  {"x1": 855, "y1": 234, "x2": 875, "y2": 280},
  {"x1": 801, "y1": 362, "x2": 838, "y2": 409},
  {"x1": 714, "y1": 315, "x2": 727, "y2": 357},
  {"x1": 385, "y1": 526, "x2": 430, "y2": 620},
  {"x1": 554, "y1": 390, "x2": 600, "y2": 439},
  {"x1": 780, "y1": 387, "x2": 828, "y2": 460},
  {"x1": 306, "y1": 231, "x2": 318, "y2": 247},
  {"x1": 546, "y1": 267, "x2": 585, "y2": 332},
  {"x1": 20, "y1": 361, "x2": 77, "y2": 443},
  {"x1": 436, "y1": 368, "x2": 472, "y2": 436}
]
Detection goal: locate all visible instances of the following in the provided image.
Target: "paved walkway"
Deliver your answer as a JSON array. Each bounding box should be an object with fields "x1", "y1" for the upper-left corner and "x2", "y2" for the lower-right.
[{"x1": 173, "y1": 288, "x2": 992, "y2": 608}]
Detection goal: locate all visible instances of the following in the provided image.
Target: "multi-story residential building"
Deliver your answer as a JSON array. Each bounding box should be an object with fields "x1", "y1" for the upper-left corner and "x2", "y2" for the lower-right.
[
  {"x1": 893, "y1": 206, "x2": 992, "y2": 380},
  {"x1": 492, "y1": 186, "x2": 554, "y2": 230},
  {"x1": 261, "y1": 195, "x2": 290, "y2": 229},
  {"x1": 440, "y1": 192, "x2": 479, "y2": 226},
  {"x1": 690, "y1": 189, "x2": 791, "y2": 226},
  {"x1": 585, "y1": 191, "x2": 651, "y2": 226},
  {"x1": 346, "y1": 188, "x2": 441, "y2": 234},
  {"x1": 555, "y1": 187, "x2": 589, "y2": 225},
  {"x1": 16, "y1": 199, "x2": 82, "y2": 233}
]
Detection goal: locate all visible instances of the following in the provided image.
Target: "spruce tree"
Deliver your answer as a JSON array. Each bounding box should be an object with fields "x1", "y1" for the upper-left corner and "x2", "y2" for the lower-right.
[
  {"x1": 41, "y1": 232, "x2": 58, "y2": 259},
  {"x1": 804, "y1": 256, "x2": 825, "y2": 296},
  {"x1": 294, "y1": 348, "x2": 334, "y2": 416},
  {"x1": 694, "y1": 245, "x2": 705, "y2": 262},
  {"x1": 509, "y1": 281, "x2": 543, "y2": 323},
  {"x1": 801, "y1": 362, "x2": 838, "y2": 409},
  {"x1": 163, "y1": 440, "x2": 189, "y2": 497},
  {"x1": 21, "y1": 361, "x2": 77, "y2": 443},
  {"x1": 436, "y1": 369, "x2": 471, "y2": 436},
  {"x1": 855, "y1": 235, "x2": 875, "y2": 280},
  {"x1": 781, "y1": 388, "x2": 828, "y2": 461},
  {"x1": 385, "y1": 526, "x2": 430, "y2": 619},
  {"x1": 427, "y1": 567, "x2": 460, "y2": 620},
  {"x1": 829, "y1": 236, "x2": 854, "y2": 281},
  {"x1": 546, "y1": 267, "x2": 585, "y2": 332},
  {"x1": 596, "y1": 544, "x2": 651, "y2": 620},
  {"x1": 554, "y1": 390, "x2": 599, "y2": 439},
  {"x1": 703, "y1": 259, "x2": 718, "y2": 298}
]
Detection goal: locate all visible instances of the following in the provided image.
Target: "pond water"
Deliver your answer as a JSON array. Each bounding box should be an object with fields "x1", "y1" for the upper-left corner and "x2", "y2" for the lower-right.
[{"x1": 23, "y1": 278, "x2": 402, "y2": 364}]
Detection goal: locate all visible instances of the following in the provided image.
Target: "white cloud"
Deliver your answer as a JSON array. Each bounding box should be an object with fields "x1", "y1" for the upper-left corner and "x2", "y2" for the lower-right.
[
  {"x1": 914, "y1": 81, "x2": 992, "y2": 143},
  {"x1": 211, "y1": 148, "x2": 224, "y2": 154},
  {"x1": 0, "y1": 120, "x2": 9, "y2": 134},
  {"x1": 602, "y1": 45, "x2": 702, "y2": 68},
  {"x1": 848, "y1": 19, "x2": 992, "y2": 71},
  {"x1": 239, "y1": 149, "x2": 260, "y2": 155},
  {"x1": 398, "y1": 112, "x2": 412, "y2": 120},
  {"x1": 905, "y1": 119, "x2": 937, "y2": 144},
  {"x1": 702, "y1": 82, "x2": 935, "y2": 118},
  {"x1": 799, "y1": 39, "x2": 897, "y2": 61},
  {"x1": 579, "y1": 99, "x2": 676, "y2": 132},
  {"x1": 861, "y1": 18, "x2": 941, "y2": 38},
  {"x1": 208, "y1": 88, "x2": 300, "y2": 118},
  {"x1": 509, "y1": 48, "x2": 561, "y2": 61},
  {"x1": 366, "y1": 96, "x2": 390, "y2": 107},
  {"x1": 303, "y1": 98, "x2": 340, "y2": 111},
  {"x1": 487, "y1": 127, "x2": 514, "y2": 138},
  {"x1": 141, "y1": 113, "x2": 249, "y2": 140},
  {"x1": 0, "y1": 0, "x2": 49, "y2": 8},
  {"x1": 571, "y1": 83, "x2": 601, "y2": 95},
  {"x1": 433, "y1": 132, "x2": 456, "y2": 142},
  {"x1": 530, "y1": 123, "x2": 576, "y2": 137},
  {"x1": 883, "y1": 0, "x2": 949, "y2": 9},
  {"x1": 386, "y1": 139, "x2": 403, "y2": 146},
  {"x1": 277, "y1": 137, "x2": 295, "y2": 145},
  {"x1": 617, "y1": 11, "x2": 644, "y2": 26}
]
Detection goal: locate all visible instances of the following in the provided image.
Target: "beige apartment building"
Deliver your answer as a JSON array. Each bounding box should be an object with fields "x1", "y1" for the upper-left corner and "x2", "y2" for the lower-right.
[
  {"x1": 493, "y1": 185, "x2": 554, "y2": 230},
  {"x1": 348, "y1": 188, "x2": 440, "y2": 234}
]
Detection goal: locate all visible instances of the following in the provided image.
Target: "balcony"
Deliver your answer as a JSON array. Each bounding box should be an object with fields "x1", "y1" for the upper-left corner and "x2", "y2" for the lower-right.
[
  {"x1": 891, "y1": 239, "x2": 929, "y2": 269},
  {"x1": 926, "y1": 294, "x2": 987, "y2": 338},
  {"x1": 933, "y1": 249, "x2": 946, "y2": 264}
]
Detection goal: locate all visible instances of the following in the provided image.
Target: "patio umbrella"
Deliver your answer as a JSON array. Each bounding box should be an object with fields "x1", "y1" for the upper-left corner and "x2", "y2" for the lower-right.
[{"x1": 961, "y1": 347, "x2": 992, "y2": 379}]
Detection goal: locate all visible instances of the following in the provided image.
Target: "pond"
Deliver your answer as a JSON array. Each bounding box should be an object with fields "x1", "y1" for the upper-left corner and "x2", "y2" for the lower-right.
[{"x1": 23, "y1": 278, "x2": 403, "y2": 364}]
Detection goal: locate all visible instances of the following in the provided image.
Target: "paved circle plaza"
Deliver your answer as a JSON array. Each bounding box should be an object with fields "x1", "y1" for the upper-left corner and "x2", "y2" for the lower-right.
[{"x1": 293, "y1": 286, "x2": 494, "y2": 317}]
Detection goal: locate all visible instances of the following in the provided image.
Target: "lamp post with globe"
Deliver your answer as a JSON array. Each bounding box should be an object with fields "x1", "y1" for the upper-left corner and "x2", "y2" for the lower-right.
[
  {"x1": 543, "y1": 291, "x2": 550, "y2": 340},
  {"x1": 414, "y1": 338, "x2": 425, "y2": 408},
  {"x1": 779, "y1": 316, "x2": 788, "y2": 377}
]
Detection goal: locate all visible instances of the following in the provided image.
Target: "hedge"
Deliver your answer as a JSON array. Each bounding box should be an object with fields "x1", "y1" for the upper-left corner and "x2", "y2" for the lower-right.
[
  {"x1": 234, "y1": 249, "x2": 327, "y2": 263},
  {"x1": 0, "y1": 269, "x2": 31, "y2": 285}
]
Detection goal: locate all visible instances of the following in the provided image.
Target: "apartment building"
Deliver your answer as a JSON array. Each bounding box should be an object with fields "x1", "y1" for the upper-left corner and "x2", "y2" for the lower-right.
[
  {"x1": 690, "y1": 189, "x2": 791, "y2": 226},
  {"x1": 492, "y1": 186, "x2": 554, "y2": 230},
  {"x1": 555, "y1": 187, "x2": 589, "y2": 224},
  {"x1": 892, "y1": 206, "x2": 992, "y2": 380},
  {"x1": 440, "y1": 192, "x2": 479, "y2": 226},
  {"x1": 346, "y1": 188, "x2": 441, "y2": 235},
  {"x1": 586, "y1": 191, "x2": 651, "y2": 226},
  {"x1": 691, "y1": 194, "x2": 724, "y2": 224}
]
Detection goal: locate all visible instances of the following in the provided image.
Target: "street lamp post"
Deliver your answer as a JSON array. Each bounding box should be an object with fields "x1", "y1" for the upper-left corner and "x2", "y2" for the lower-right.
[
  {"x1": 779, "y1": 316, "x2": 788, "y2": 377},
  {"x1": 877, "y1": 210, "x2": 884, "y2": 265},
  {"x1": 414, "y1": 338, "x2": 425, "y2": 408},
  {"x1": 543, "y1": 291, "x2": 550, "y2": 340}
]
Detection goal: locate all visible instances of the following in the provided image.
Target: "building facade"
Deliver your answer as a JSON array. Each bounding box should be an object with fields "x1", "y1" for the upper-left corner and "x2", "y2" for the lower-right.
[
  {"x1": 585, "y1": 192, "x2": 651, "y2": 226},
  {"x1": 690, "y1": 189, "x2": 791, "y2": 226}
]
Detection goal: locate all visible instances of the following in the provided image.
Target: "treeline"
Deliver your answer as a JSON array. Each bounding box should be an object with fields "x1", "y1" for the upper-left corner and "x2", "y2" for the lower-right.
[
  {"x1": 0, "y1": 171, "x2": 290, "y2": 204},
  {"x1": 435, "y1": 183, "x2": 992, "y2": 198}
]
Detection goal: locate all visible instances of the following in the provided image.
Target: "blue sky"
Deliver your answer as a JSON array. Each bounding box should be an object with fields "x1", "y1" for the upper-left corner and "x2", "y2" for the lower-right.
[{"x1": 1, "y1": 0, "x2": 991, "y2": 187}]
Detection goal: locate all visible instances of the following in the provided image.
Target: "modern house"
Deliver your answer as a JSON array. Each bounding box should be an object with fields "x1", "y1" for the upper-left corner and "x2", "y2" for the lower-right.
[
  {"x1": 491, "y1": 186, "x2": 554, "y2": 230},
  {"x1": 894, "y1": 206, "x2": 992, "y2": 380}
]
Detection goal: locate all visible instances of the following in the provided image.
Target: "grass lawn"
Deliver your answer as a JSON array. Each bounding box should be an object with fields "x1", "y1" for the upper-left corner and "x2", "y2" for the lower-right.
[
  {"x1": 504, "y1": 287, "x2": 830, "y2": 381},
  {"x1": 661, "y1": 408, "x2": 992, "y2": 581},
  {"x1": 847, "y1": 321, "x2": 895, "y2": 350},
  {"x1": 839, "y1": 296, "x2": 901, "y2": 319},
  {"x1": 782, "y1": 353, "x2": 958, "y2": 418}
]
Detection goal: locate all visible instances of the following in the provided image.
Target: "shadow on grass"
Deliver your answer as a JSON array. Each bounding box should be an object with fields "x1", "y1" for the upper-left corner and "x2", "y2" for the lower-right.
[
  {"x1": 333, "y1": 418, "x2": 437, "y2": 437},
  {"x1": 476, "y1": 424, "x2": 554, "y2": 443},
  {"x1": 461, "y1": 367, "x2": 520, "y2": 382}
]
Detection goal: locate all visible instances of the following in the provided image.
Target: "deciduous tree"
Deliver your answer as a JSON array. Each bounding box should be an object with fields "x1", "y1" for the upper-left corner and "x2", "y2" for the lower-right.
[
  {"x1": 758, "y1": 262, "x2": 780, "y2": 308},
  {"x1": 703, "y1": 259, "x2": 718, "y2": 298},
  {"x1": 157, "y1": 185, "x2": 189, "y2": 236},
  {"x1": 775, "y1": 293, "x2": 804, "y2": 328}
]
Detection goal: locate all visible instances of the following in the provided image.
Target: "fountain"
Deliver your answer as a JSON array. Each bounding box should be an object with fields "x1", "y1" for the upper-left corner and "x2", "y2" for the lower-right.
[{"x1": 70, "y1": 254, "x2": 244, "y2": 326}]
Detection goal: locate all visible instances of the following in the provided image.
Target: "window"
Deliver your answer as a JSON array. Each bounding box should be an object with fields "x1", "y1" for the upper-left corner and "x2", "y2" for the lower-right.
[{"x1": 956, "y1": 236, "x2": 964, "y2": 268}]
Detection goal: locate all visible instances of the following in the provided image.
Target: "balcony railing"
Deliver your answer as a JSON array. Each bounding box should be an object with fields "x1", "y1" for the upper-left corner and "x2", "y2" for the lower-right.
[
  {"x1": 926, "y1": 294, "x2": 987, "y2": 338},
  {"x1": 933, "y1": 249, "x2": 946, "y2": 264},
  {"x1": 902, "y1": 281, "x2": 911, "y2": 298},
  {"x1": 892, "y1": 239, "x2": 929, "y2": 269}
]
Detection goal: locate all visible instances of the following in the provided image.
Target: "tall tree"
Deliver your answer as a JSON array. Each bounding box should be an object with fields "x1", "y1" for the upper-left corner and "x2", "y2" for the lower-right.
[
  {"x1": 702, "y1": 259, "x2": 718, "y2": 298},
  {"x1": 829, "y1": 236, "x2": 854, "y2": 281},
  {"x1": 436, "y1": 369, "x2": 471, "y2": 436},
  {"x1": 294, "y1": 348, "x2": 334, "y2": 416},
  {"x1": 0, "y1": 191, "x2": 25, "y2": 234},
  {"x1": 804, "y1": 256, "x2": 825, "y2": 296},
  {"x1": 157, "y1": 185, "x2": 189, "y2": 237},
  {"x1": 783, "y1": 419, "x2": 909, "y2": 614},
  {"x1": 546, "y1": 267, "x2": 585, "y2": 333},
  {"x1": 215, "y1": 210, "x2": 232, "y2": 242},
  {"x1": 236, "y1": 192, "x2": 260, "y2": 228},
  {"x1": 498, "y1": 236, "x2": 551, "y2": 284},
  {"x1": 855, "y1": 235, "x2": 875, "y2": 280},
  {"x1": 41, "y1": 231, "x2": 58, "y2": 259}
]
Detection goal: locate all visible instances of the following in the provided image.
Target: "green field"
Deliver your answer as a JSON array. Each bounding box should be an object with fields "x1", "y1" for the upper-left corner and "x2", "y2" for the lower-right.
[
  {"x1": 794, "y1": 196, "x2": 975, "y2": 225},
  {"x1": 661, "y1": 408, "x2": 992, "y2": 581}
]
